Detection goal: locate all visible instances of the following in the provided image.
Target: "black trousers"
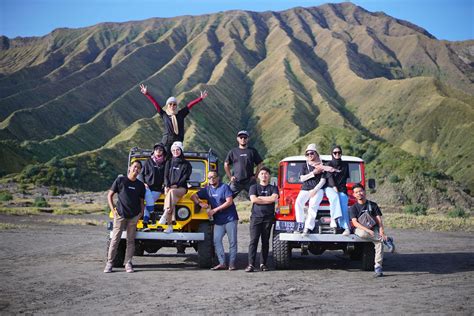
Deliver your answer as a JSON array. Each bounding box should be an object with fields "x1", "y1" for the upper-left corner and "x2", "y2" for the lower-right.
[
  {"x1": 248, "y1": 216, "x2": 274, "y2": 266},
  {"x1": 229, "y1": 178, "x2": 256, "y2": 199}
]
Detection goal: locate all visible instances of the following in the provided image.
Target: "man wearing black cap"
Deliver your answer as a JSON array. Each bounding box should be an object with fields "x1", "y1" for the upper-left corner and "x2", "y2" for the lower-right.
[
  {"x1": 140, "y1": 143, "x2": 166, "y2": 229},
  {"x1": 224, "y1": 130, "x2": 263, "y2": 198}
]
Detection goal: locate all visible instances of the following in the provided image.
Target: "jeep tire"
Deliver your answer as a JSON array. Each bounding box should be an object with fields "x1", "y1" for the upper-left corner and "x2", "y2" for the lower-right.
[
  {"x1": 134, "y1": 240, "x2": 145, "y2": 256},
  {"x1": 272, "y1": 230, "x2": 291, "y2": 270},
  {"x1": 197, "y1": 222, "x2": 214, "y2": 268},
  {"x1": 106, "y1": 238, "x2": 125, "y2": 268}
]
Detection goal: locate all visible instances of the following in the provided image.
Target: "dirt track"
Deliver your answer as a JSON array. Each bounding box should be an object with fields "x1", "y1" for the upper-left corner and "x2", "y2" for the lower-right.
[{"x1": 0, "y1": 213, "x2": 473, "y2": 315}]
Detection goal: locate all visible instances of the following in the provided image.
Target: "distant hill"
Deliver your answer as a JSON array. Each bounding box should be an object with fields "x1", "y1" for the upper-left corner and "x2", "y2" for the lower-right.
[{"x1": 0, "y1": 3, "x2": 473, "y2": 208}]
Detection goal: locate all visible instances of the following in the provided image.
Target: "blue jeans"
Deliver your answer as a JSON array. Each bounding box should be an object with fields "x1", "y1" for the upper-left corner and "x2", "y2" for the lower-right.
[
  {"x1": 143, "y1": 189, "x2": 161, "y2": 223},
  {"x1": 337, "y1": 192, "x2": 350, "y2": 230},
  {"x1": 213, "y1": 220, "x2": 238, "y2": 266}
]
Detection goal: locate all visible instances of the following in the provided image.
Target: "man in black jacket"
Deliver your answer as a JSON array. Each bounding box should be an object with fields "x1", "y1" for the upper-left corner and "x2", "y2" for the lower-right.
[{"x1": 141, "y1": 143, "x2": 166, "y2": 229}]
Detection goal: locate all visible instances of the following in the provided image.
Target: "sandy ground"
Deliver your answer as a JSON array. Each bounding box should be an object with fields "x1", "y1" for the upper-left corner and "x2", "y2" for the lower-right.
[{"x1": 0, "y1": 213, "x2": 473, "y2": 315}]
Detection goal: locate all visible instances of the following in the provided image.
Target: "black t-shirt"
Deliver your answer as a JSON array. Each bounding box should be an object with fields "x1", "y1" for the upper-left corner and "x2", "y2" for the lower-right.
[
  {"x1": 249, "y1": 183, "x2": 279, "y2": 219},
  {"x1": 159, "y1": 107, "x2": 189, "y2": 142},
  {"x1": 300, "y1": 163, "x2": 327, "y2": 191},
  {"x1": 349, "y1": 200, "x2": 383, "y2": 226},
  {"x1": 110, "y1": 176, "x2": 146, "y2": 218},
  {"x1": 225, "y1": 147, "x2": 263, "y2": 182}
]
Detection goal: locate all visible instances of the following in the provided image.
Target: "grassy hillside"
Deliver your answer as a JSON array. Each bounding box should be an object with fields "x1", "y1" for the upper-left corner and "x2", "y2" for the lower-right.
[{"x1": 0, "y1": 3, "x2": 473, "y2": 207}]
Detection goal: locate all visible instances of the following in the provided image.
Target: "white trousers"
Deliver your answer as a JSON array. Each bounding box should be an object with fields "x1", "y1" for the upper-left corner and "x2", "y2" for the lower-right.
[{"x1": 295, "y1": 189, "x2": 324, "y2": 229}]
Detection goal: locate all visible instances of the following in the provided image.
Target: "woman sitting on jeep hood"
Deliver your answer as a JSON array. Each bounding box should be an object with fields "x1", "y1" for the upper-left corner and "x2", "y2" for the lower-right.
[
  {"x1": 293, "y1": 144, "x2": 327, "y2": 233},
  {"x1": 159, "y1": 141, "x2": 192, "y2": 233}
]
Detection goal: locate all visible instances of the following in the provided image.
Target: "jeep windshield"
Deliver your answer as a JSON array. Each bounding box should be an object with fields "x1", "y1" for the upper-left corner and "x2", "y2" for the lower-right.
[
  {"x1": 189, "y1": 160, "x2": 206, "y2": 183},
  {"x1": 286, "y1": 161, "x2": 362, "y2": 184}
]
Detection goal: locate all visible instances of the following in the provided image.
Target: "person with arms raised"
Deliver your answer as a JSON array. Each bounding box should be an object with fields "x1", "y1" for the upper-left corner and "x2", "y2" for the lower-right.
[{"x1": 139, "y1": 84, "x2": 208, "y2": 155}]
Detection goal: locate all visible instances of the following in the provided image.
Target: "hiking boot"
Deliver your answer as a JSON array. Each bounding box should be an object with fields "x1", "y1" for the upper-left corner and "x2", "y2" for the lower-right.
[
  {"x1": 342, "y1": 229, "x2": 350, "y2": 236},
  {"x1": 164, "y1": 225, "x2": 173, "y2": 234},
  {"x1": 125, "y1": 262, "x2": 134, "y2": 273},
  {"x1": 103, "y1": 262, "x2": 113, "y2": 273},
  {"x1": 374, "y1": 266, "x2": 383, "y2": 278},
  {"x1": 245, "y1": 265, "x2": 255, "y2": 272}
]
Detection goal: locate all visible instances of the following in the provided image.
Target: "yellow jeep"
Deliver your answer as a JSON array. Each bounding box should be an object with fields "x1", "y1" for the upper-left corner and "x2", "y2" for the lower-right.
[{"x1": 106, "y1": 147, "x2": 217, "y2": 268}]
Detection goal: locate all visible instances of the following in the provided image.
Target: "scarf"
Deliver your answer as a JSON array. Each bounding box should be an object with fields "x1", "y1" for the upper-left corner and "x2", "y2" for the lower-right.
[
  {"x1": 165, "y1": 107, "x2": 179, "y2": 135},
  {"x1": 152, "y1": 154, "x2": 165, "y2": 165}
]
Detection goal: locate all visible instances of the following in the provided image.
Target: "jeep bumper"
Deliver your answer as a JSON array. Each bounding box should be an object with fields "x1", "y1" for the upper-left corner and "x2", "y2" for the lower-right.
[
  {"x1": 110, "y1": 231, "x2": 205, "y2": 241},
  {"x1": 278, "y1": 233, "x2": 367, "y2": 242}
]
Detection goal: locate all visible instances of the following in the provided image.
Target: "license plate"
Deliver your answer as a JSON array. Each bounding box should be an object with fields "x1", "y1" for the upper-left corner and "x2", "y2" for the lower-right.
[{"x1": 275, "y1": 221, "x2": 296, "y2": 232}]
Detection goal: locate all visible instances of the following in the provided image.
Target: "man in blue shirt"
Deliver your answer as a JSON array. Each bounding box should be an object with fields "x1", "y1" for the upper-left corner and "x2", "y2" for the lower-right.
[{"x1": 191, "y1": 170, "x2": 239, "y2": 271}]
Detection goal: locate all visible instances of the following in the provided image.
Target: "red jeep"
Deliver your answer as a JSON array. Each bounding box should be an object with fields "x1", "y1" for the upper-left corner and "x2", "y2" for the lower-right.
[{"x1": 272, "y1": 154, "x2": 376, "y2": 270}]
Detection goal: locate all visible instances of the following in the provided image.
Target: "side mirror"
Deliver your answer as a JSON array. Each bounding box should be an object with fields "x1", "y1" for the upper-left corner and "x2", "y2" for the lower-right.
[
  {"x1": 270, "y1": 177, "x2": 278, "y2": 186},
  {"x1": 368, "y1": 178, "x2": 376, "y2": 189}
]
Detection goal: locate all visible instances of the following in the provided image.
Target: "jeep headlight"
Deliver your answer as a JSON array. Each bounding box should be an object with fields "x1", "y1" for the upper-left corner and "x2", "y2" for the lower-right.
[{"x1": 176, "y1": 206, "x2": 191, "y2": 221}]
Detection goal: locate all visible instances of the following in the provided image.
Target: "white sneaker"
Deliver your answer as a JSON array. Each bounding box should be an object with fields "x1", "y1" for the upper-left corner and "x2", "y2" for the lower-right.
[
  {"x1": 164, "y1": 225, "x2": 173, "y2": 234},
  {"x1": 158, "y1": 211, "x2": 168, "y2": 225},
  {"x1": 330, "y1": 219, "x2": 337, "y2": 228},
  {"x1": 103, "y1": 262, "x2": 113, "y2": 273},
  {"x1": 125, "y1": 262, "x2": 134, "y2": 273},
  {"x1": 302, "y1": 229, "x2": 309, "y2": 237},
  {"x1": 342, "y1": 229, "x2": 350, "y2": 236}
]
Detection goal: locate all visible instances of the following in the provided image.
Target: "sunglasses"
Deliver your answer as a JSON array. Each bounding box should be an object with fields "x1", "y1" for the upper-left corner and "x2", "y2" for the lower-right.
[
  {"x1": 305, "y1": 151, "x2": 316, "y2": 156},
  {"x1": 168, "y1": 102, "x2": 177, "y2": 106},
  {"x1": 238, "y1": 136, "x2": 248, "y2": 139},
  {"x1": 333, "y1": 151, "x2": 342, "y2": 155},
  {"x1": 207, "y1": 176, "x2": 217, "y2": 180}
]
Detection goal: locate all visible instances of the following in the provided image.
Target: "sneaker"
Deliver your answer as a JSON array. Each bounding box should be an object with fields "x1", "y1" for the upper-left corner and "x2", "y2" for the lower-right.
[
  {"x1": 228, "y1": 265, "x2": 237, "y2": 271},
  {"x1": 142, "y1": 222, "x2": 150, "y2": 232},
  {"x1": 211, "y1": 264, "x2": 227, "y2": 271},
  {"x1": 125, "y1": 262, "x2": 134, "y2": 273},
  {"x1": 103, "y1": 262, "x2": 113, "y2": 273},
  {"x1": 302, "y1": 229, "x2": 310, "y2": 237},
  {"x1": 374, "y1": 266, "x2": 383, "y2": 278},
  {"x1": 260, "y1": 264, "x2": 269, "y2": 271},
  {"x1": 158, "y1": 214, "x2": 168, "y2": 225},
  {"x1": 164, "y1": 225, "x2": 173, "y2": 234},
  {"x1": 245, "y1": 265, "x2": 255, "y2": 272},
  {"x1": 342, "y1": 229, "x2": 350, "y2": 236},
  {"x1": 384, "y1": 237, "x2": 395, "y2": 253},
  {"x1": 330, "y1": 219, "x2": 337, "y2": 228},
  {"x1": 293, "y1": 222, "x2": 302, "y2": 234}
]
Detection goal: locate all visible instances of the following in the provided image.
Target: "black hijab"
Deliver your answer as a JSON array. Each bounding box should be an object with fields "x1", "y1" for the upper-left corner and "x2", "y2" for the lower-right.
[{"x1": 331, "y1": 145, "x2": 343, "y2": 168}]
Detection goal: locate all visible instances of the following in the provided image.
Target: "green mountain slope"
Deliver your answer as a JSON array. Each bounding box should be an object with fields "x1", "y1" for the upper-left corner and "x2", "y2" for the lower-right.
[{"x1": 0, "y1": 3, "x2": 473, "y2": 203}]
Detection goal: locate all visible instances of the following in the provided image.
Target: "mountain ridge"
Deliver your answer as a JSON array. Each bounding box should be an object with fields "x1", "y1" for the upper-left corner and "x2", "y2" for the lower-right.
[{"x1": 0, "y1": 3, "x2": 473, "y2": 204}]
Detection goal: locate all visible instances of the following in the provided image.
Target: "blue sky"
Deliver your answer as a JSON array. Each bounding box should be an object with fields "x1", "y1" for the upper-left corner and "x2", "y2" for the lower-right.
[{"x1": 1, "y1": 0, "x2": 473, "y2": 41}]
